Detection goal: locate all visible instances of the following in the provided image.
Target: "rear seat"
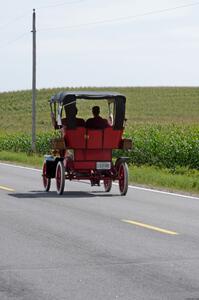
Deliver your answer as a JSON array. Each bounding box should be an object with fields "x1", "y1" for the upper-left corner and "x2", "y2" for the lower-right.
[{"x1": 64, "y1": 127, "x2": 123, "y2": 150}]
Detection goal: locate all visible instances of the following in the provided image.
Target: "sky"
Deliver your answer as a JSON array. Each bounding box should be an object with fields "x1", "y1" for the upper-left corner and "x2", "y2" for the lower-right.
[{"x1": 0, "y1": 0, "x2": 199, "y2": 92}]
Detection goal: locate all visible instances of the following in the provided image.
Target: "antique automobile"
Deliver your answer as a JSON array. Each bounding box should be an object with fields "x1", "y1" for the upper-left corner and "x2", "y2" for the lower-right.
[{"x1": 42, "y1": 91, "x2": 132, "y2": 195}]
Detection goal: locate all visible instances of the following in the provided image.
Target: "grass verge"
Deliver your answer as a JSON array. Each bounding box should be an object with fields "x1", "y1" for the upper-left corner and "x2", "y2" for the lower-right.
[
  {"x1": 129, "y1": 165, "x2": 199, "y2": 195},
  {"x1": 1, "y1": 151, "x2": 199, "y2": 196},
  {"x1": 0, "y1": 151, "x2": 43, "y2": 168}
]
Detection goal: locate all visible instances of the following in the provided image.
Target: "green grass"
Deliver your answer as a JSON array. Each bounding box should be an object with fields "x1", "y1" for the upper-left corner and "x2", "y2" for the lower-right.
[
  {"x1": 129, "y1": 165, "x2": 199, "y2": 195},
  {"x1": 1, "y1": 87, "x2": 199, "y2": 133},
  {"x1": 0, "y1": 151, "x2": 43, "y2": 168}
]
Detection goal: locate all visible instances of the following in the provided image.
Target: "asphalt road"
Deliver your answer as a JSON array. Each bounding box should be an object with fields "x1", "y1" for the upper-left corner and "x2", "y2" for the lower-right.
[{"x1": 1, "y1": 162, "x2": 199, "y2": 300}]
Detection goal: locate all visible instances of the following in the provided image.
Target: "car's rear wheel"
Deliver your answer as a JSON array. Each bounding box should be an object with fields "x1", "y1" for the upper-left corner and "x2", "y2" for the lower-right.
[
  {"x1": 118, "y1": 162, "x2": 128, "y2": 196},
  {"x1": 104, "y1": 178, "x2": 112, "y2": 192},
  {"x1": 55, "y1": 161, "x2": 65, "y2": 195},
  {"x1": 42, "y1": 161, "x2": 51, "y2": 192}
]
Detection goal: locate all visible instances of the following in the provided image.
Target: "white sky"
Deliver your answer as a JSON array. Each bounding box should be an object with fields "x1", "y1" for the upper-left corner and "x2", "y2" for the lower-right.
[{"x1": 0, "y1": 0, "x2": 199, "y2": 91}]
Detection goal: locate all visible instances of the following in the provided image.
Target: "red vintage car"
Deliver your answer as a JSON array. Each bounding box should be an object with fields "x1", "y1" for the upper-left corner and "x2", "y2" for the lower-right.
[{"x1": 42, "y1": 91, "x2": 132, "y2": 195}]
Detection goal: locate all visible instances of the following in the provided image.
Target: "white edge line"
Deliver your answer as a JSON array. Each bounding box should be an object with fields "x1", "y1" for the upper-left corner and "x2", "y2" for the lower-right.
[
  {"x1": 1, "y1": 162, "x2": 199, "y2": 200},
  {"x1": 129, "y1": 185, "x2": 199, "y2": 200},
  {"x1": 0, "y1": 162, "x2": 41, "y2": 172},
  {"x1": 113, "y1": 183, "x2": 199, "y2": 200}
]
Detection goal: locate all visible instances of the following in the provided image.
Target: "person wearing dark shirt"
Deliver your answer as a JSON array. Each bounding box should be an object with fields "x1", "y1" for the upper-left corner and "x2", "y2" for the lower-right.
[
  {"x1": 85, "y1": 106, "x2": 109, "y2": 129},
  {"x1": 62, "y1": 107, "x2": 85, "y2": 127}
]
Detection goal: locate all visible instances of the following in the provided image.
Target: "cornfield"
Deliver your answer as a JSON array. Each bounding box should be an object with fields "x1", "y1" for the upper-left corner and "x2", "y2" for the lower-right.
[{"x1": 1, "y1": 124, "x2": 199, "y2": 169}]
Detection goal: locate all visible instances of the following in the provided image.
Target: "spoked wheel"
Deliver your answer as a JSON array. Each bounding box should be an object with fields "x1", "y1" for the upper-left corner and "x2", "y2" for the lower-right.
[
  {"x1": 42, "y1": 161, "x2": 51, "y2": 192},
  {"x1": 104, "y1": 178, "x2": 112, "y2": 192},
  {"x1": 55, "y1": 161, "x2": 65, "y2": 195},
  {"x1": 118, "y1": 162, "x2": 128, "y2": 196}
]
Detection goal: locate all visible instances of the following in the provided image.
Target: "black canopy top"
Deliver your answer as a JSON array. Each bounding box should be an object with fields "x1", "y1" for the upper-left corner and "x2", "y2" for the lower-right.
[
  {"x1": 50, "y1": 91, "x2": 126, "y2": 104},
  {"x1": 50, "y1": 91, "x2": 126, "y2": 130}
]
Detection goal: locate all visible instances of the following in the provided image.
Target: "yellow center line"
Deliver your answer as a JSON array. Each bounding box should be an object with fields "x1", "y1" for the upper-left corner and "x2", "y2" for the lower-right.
[
  {"x1": 0, "y1": 185, "x2": 15, "y2": 192},
  {"x1": 121, "y1": 219, "x2": 179, "y2": 235}
]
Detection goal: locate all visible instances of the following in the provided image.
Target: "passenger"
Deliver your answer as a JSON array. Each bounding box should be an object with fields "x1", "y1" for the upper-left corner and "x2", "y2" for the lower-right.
[
  {"x1": 62, "y1": 107, "x2": 85, "y2": 127},
  {"x1": 85, "y1": 106, "x2": 110, "y2": 129}
]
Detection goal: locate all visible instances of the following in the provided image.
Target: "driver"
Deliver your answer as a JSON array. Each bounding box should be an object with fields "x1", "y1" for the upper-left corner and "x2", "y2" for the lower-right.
[
  {"x1": 85, "y1": 106, "x2": 110, "y2": 129},
  {"x1": 62, "y1": 107, "x2": 85, "y2": 127}
]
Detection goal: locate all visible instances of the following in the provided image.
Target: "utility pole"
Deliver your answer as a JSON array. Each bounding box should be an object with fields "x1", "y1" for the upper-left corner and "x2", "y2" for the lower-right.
[{"x1": 31, "y1": 9, "x2": 36, "y2": 152}]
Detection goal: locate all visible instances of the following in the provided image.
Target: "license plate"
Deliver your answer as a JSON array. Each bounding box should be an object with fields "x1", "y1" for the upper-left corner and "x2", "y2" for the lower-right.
[{"x1": 96, "y1": 162, "x2": 111, "y2": 170}]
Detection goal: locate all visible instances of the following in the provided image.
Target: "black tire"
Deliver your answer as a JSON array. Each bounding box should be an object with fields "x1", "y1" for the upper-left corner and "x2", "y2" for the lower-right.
[
  {"x1": 118, "y1": 162, "x2": 128, "y2": 196},
  {"x1": 104, "y1": 178, "x2": 112, "y2": 192},
  {"x1": 42, "y1": 161, "x2": 51, "y2": 192},
  {"x1": 55, "y1": 161, "x2": 65, "y2": 195}
]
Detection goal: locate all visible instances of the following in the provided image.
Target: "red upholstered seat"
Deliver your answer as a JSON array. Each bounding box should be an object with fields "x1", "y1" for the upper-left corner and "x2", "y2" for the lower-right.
[
  {"x1": 64, "y1": 127, "x2": 86, "y2": 149},
  {"x1": 64, "y1": 127, "x2": 123, "y2": 150},
  {"x1": 103, "y1": 127, "x2": 123, "y2": 149}
]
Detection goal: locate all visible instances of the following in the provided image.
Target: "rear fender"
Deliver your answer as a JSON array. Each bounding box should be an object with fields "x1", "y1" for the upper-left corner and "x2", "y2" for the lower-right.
[
  {"x1": 45, "y1": 157, "x2": 63, "y2": 178},
  {"x1": 115, "y1": 157, "x2": 129, "y2": 170}
]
